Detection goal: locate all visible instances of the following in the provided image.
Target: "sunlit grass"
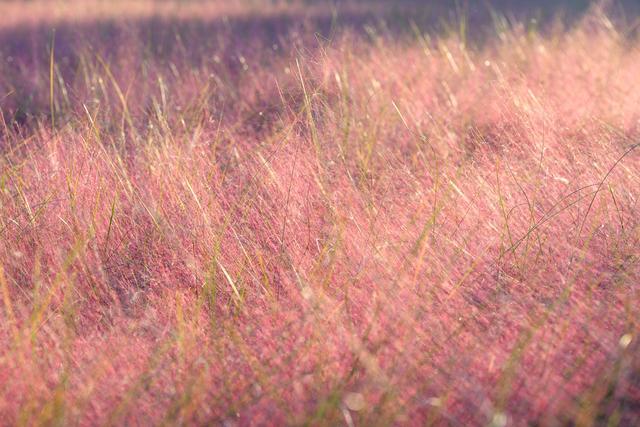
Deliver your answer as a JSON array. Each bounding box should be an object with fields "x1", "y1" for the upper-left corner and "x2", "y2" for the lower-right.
[{"x1": 0, "y1": 1, "x2": 639, "y2": 425}]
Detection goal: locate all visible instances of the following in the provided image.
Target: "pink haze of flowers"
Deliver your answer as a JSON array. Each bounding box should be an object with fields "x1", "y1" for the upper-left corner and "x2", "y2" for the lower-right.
[{"x1": 0, "y1": 1, "x2": 639, "y2": 425}]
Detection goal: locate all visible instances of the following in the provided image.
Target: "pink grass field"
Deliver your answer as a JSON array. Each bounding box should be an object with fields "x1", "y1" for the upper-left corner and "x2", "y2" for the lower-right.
[{"x1": 1, "y1": 1, "x2": 639, "y2": 425}]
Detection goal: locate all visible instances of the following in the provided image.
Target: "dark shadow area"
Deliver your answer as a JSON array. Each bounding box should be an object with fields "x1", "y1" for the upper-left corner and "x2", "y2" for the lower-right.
[{"x1": 0, "y1": 0, "x2": 638, "y2": 127}]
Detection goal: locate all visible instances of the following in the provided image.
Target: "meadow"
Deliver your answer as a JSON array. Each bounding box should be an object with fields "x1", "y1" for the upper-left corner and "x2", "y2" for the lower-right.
[{"x1": 1, "y1": 0, "x2": 639, "y2": 425}]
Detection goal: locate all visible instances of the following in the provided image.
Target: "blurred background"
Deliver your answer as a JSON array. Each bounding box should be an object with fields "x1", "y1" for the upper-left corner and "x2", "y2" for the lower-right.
[{"x1": 1, "y1": 0, "x2": 638, "y2": 127}]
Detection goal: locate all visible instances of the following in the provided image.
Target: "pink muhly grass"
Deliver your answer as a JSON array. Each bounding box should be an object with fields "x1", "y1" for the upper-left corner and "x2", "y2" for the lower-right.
[{"x1": 0, "y1": 1, "x2": 639, "y2": 425}]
